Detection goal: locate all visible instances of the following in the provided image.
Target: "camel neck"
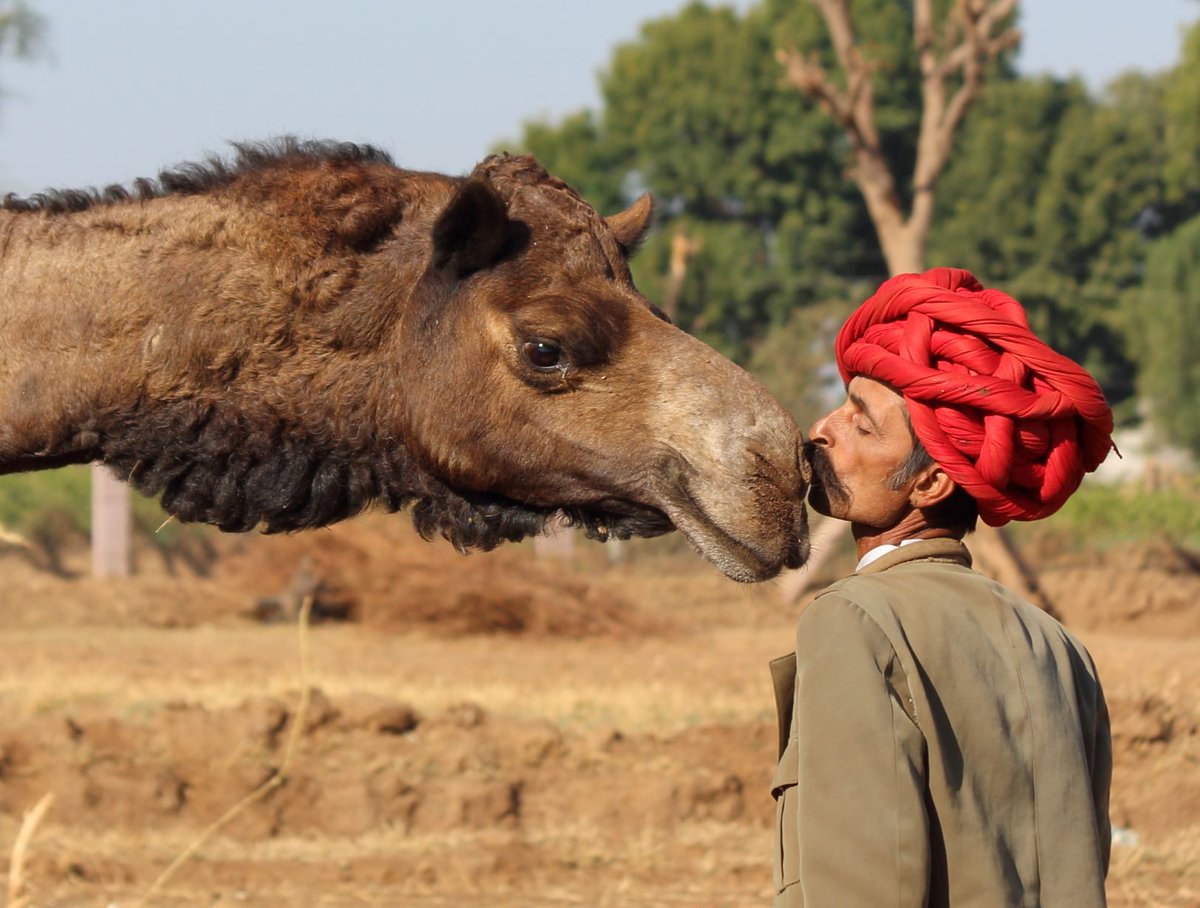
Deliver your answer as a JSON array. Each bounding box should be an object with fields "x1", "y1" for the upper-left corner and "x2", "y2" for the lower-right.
[{"x1": 0, "y1": 200, "x2": 231, "y2": 469}]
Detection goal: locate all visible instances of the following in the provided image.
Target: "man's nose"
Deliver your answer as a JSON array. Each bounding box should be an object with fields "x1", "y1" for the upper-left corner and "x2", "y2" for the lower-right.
[{"x1": 808, "y1": 412, "x2": 833, "y2": 446}]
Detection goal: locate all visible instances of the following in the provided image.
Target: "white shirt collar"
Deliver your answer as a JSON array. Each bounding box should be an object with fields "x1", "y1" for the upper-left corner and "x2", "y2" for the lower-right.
[{"x1": 855, "y1": 538, "x2": 924, "y2": 572}]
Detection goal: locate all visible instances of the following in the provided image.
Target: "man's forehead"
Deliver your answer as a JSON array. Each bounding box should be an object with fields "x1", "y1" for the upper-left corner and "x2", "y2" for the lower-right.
[{"x1": 846, "y1": 375, "x2": 906, "y2": 414}]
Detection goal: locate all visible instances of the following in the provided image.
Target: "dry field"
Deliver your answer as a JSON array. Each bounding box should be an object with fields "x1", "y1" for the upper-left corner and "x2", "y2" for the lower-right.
[{"x1": 0, "y1": 514, "x2": 1196, "y2": 907}]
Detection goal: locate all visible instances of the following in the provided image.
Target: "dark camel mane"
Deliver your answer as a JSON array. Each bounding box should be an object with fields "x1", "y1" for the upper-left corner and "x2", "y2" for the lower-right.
[
  {"x1": 1, "y1": 138, "x2": 396, "y2": 214},
  {"x1": 104, "y1": 397, "x2": 657, "y2": 552}
]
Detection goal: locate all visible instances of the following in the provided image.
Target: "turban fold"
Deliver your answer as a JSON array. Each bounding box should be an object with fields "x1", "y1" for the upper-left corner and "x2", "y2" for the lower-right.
[{"x1": 835, "y1": 267, "x2": 1115, "y2": 526}]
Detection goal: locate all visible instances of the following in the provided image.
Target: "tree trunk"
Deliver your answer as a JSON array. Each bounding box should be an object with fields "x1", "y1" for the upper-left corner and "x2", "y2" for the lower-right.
[{"x1": 778, "y1": 0, "x2": 1047, "y2": 611}]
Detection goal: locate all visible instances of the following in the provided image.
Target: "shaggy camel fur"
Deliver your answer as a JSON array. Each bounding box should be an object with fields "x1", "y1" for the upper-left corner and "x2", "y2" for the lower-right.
[{"x1": 0, "y1": 140, "x2": 808, "y2": 581}]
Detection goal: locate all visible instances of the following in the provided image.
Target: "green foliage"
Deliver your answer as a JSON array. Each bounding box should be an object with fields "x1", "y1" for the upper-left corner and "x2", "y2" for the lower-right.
[
  {"x1": 1036, "y1": 75, "x2": 1169, "y2": 279},
  {"x1": 597, "y1": 0, "x2": 885, "y2": 357},
  {"x1": 927, "y1": 71, "x2": 1181, "y2": 413},
  {"x1": 500, "y1": 1, "x2": 1199, "y2": 437},
  {"x1": 1128, "y1": 213, "x2": 1200, "y2": 456},
  {"x1": 0, "y1": 467, "x2": 216, "y2": 574},
  {"x1": 747, "y1": 291, "x2": 861, "y2": 427},
  {"x1": 0, "y1": 466, "x2": 90, "y2": 534},
  {"x1": 0, "y1": 1, "x2": 46, "y2": 59},
  {"x1": 505, "y1": 1, "x2": 898, "y2": 361},
  {"x1": 497, "y1": 110, "x2": 631, "y2": 217},
  {"x1": 1016, "y1": 476, "x2": 1200, "y2": 551},
  {"x1": 1162, "y1": 18, "x2": 1200, "y2": 208},
  {"x1": 631, "y1": 221, "x2": 771, "y2": 359},
  {"x1": 930, "y1": 77, "x2": 1089, "y2": 278}
]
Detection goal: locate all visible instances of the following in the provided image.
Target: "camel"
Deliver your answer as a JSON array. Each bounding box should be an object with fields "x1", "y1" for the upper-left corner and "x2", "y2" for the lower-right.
[{"x1": 0, "y1": 139, "x2": 809, "y2": 582}]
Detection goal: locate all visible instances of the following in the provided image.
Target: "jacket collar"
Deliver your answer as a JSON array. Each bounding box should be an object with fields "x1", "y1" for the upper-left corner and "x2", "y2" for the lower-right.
[{"x1": 856, "y1": 537, "x2": 972, "y2": 575}]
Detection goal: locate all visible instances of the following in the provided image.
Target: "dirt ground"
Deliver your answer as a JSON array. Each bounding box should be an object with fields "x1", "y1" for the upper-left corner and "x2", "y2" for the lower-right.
[{"x1": 0, "y1": 514, "x2": 1196, "y2": 907}]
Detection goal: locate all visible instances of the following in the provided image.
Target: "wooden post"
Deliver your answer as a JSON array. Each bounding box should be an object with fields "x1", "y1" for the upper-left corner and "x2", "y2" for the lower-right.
[{"x1": 91, "y1": 463, "x2": 130, "y2": 578}]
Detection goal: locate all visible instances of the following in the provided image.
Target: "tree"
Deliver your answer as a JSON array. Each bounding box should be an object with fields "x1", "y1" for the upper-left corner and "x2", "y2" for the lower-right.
[
  {"x1": 773, "y1": 0, "x2": 1082, "y2": 607},
  {"x1": 1162, "y1": 18, "x2": 1200, "y2": 212},
  {"x1": 927, "y1": 75, "x2": 1088, "y2": 279},
  {"x1": 500, "y1": 110, "x2": 631, "y2": 218},
  {"x1": 0, "y1": 1, "x2": 44, "y2": 60},
  {"x1": 500, "y1": 0, "x2": 1198, "y2": 429},
  {"x1": 1126, "y1": 16, "x2": 1200, "y2": 451},
  {"x1": 775, "y1": 0, "x2": 1018, "y2": 274},
  {"x1": 503, "y1": 2, "x2": 884, "y2": 360},
  {"x1": 923, "y1": 72, "x2": 1162, "y2": 414},
  {"x1": 1131, "y1": 213, "x2": 1200, "y2": 456}
]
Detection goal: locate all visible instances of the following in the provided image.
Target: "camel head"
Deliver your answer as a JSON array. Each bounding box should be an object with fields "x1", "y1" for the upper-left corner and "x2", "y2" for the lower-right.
[
  {"x1": 0, "y1": 142, "x2": 808, "y2": 582},
  {"x1": 393, "y1": 155, "x2": 809, "y2": 581}
]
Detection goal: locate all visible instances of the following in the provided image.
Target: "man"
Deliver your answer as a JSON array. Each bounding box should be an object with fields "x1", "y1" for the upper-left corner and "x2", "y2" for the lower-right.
[{"x1": 771, "y1": 268, "x2": 1113, "y2": 907}]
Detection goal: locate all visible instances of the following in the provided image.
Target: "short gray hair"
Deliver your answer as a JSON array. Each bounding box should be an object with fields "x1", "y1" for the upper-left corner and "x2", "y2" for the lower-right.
[
  {"x1": 886, "y1": 409, "x2": 935, "y2": 491},
  {"x1": 886, "y1": 404, "x2": 979, "y2": 533}
]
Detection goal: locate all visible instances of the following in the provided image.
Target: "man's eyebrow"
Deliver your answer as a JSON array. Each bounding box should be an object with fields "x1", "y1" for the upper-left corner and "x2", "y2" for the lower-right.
[{"x1": 848, "y1": 391, "x2": 882, "y2": 430}]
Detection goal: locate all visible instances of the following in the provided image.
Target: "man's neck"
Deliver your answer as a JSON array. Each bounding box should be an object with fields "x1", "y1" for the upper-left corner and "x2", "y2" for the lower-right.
[{"x1": 851, "y1": 511, "x2": 961, "y2": 561}]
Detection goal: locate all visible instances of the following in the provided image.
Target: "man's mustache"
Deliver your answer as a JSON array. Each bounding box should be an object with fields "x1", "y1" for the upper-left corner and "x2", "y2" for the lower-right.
[{"x1": 802, "y1": 441, "x2": 849, "y2": 507}]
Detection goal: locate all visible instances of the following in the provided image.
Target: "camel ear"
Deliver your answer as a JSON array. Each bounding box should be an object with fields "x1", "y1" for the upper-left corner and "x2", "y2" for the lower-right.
[
  {"x1": 432, "y1": 179, "x2": 511, "y2": 277},
  {"x1": 605, "y1": 193, "x2": 654, "y2": 254}
]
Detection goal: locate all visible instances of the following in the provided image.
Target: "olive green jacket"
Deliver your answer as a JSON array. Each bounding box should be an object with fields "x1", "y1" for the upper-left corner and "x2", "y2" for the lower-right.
[{"x1": 770, "y1": 539, "x2": 1111, "y2": 907}]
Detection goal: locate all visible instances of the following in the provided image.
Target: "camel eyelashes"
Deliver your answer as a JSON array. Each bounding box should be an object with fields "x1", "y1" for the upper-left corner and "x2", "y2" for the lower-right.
[{"x1": 521, "y1": 339, "x2": 566, "y2": 373}]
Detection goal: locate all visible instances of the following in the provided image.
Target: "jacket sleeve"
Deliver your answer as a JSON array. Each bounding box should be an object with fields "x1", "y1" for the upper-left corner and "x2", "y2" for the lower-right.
[{"x1": 777, "y1": 595, "x2": 930, "y2": 907}]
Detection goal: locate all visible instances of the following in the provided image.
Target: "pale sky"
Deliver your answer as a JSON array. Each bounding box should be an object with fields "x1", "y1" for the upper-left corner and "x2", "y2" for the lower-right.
[{"x1": 0, "y1": 0, "x2": 1195, "y2": 197}]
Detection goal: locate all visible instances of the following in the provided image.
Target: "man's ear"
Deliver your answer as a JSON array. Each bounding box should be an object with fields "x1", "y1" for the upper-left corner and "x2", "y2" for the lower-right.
[
  {"x1": 431, "y1": 179, "x2": 511, "y2": 277},
  {"x1": 910, "y1": 465, "x2": 957, "y2": 510}
]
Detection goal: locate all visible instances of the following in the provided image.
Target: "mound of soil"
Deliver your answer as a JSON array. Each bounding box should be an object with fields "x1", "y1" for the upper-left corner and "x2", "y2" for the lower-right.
[
  {"x1": 1036, "y1": 537, "x2": 1200, "y2": 636},
  {"x1": 0, "y1": 687, "x2": 776, "y2": 846},
  {"x1": 0, "y1": 513, "x2": 648, "y2": 638},
  {"x1": 216, "y1": 515, "x2": 648, "y2": 638}
]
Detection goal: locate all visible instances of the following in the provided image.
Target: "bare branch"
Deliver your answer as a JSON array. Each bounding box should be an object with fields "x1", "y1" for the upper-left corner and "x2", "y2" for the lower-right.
[
  {"x1": 779, "y1": 0, "x2": 1018, "y2": 274},
  {"x1": 976, "y1": 0, "x2": 1017, "y2": 37},
  {"x1": 938, "y1": 0, "x2": 1019, "y2": 77},
  {"x1": 925, "y1": 0, "x2": 1021, "y2": 178},
  {"x1": 775, "y1": 46, "x2": 852, "y2": 125},
  {"x1": 914, "y1": 0, "x2": 936, "y2": 79},
  {"x1": 812, "y1": 0, "x2": 857, "y2": 75}
]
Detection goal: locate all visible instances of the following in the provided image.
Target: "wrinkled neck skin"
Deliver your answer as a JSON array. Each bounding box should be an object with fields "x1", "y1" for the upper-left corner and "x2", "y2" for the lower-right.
[{"x1": 851, "y1": 508, "x2": 961, "y2": 561}]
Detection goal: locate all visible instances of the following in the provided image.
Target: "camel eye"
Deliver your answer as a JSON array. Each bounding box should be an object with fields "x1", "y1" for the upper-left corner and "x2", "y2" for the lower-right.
[{"x1": 522, "y1": 339, "x2": 564, "y2": 372}]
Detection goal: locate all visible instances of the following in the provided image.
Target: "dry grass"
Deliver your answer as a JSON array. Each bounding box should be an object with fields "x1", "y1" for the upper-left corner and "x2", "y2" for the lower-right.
[
  {"x1": 0, "y1": 623, "x2": 788, "y2": 734},
  {"x1": 0, "y1": 524, "x2": 29, "y2": 550},
  {"x1": 5, "y1": 792, "x2": 53, "y2": 908},
  {"x1": 132, "y1": 597, "x2": 315, "y2": 908},
  {"x1": 0, "y1": 602, "x2": 320, "y2": 908},
  {"x1": 0, "y1": 528, "x2": 1195, "y2": 907}
]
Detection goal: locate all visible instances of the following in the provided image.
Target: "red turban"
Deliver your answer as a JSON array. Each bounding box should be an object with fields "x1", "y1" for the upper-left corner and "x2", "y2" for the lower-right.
[{"x1": 835, "y1": 267, "x2": 1115, "y2": 526}]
